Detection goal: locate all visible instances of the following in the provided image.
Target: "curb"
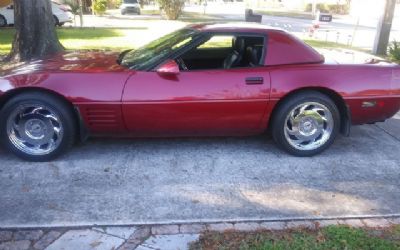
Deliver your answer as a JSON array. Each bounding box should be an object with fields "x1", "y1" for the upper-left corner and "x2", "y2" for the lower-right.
[{"x1": 1, "y1": 216, "x2": 399, "y2": 250}]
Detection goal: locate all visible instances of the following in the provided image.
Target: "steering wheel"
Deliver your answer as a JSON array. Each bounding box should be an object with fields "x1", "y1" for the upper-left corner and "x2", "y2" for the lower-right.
[{"x1": 176, "y1": 58, "x2": 188, "y2": 71}]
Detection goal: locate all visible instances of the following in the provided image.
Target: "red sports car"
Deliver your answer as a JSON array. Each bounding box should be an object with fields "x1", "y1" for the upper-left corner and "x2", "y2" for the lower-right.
[{"x1": 0, "y1": 23, "x2": 399, "y2": 161}]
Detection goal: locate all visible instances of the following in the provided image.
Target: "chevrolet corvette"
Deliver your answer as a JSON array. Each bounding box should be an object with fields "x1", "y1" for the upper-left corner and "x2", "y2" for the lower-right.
[{"x1": 0, "y1": 23, "x2": 399, "y2": 161}]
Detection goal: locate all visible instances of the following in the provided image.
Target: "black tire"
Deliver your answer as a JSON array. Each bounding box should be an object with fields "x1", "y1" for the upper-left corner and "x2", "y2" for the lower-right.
[
  {"x1": 0, "y1": 92, "x2": 76, "y2": 161},
  {"x1": 271, "y1": 91, "x2": 340, "y2": 157},
  {"x1": 121, "y1": 10, "x2": 126, "y2": 15},
  {"x1": 0, "y1": 15, "x2": 7, "y2": 27}
]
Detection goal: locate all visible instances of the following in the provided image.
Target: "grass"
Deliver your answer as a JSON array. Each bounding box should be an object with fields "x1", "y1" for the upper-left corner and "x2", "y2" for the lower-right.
[
  {"x1": 254, "y1": 9, "x2": 314, "y2": 20},
  {"x1": 0, "y1": 27, "x2": 364, "y2": 56},
  {"x1": 304, "y1": 38, "x2": 373, "y2": 55},
  {"x1": 141, "y1": 9, "x2": 161, "y2": 15},
  {"x1": 304, "y1": 39, "x2": 349, "y2": 49},
  {"x1": 0, "y1": 27, "x2": 149, "y2": 55},
  {"x1": 190, "y1": 225, "x2": 400, "y2": 250},
  {"x1": 179, "y1": 12, "x2": 242, "y2": 23}
]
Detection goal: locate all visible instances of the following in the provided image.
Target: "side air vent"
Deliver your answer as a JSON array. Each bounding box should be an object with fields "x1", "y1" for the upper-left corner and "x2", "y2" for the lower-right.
[
  {"x1": 87, "y1": 109, "x2": 117, "y2": 125},
  {"x1": 82, "y1": 106, "x2": 123, "y2": 132}
]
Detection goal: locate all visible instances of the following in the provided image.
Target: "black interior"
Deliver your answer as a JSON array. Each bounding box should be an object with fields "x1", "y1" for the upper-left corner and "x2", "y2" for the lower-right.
[
  {"x1": 178, "y1": 35, "x2": 265, "y2": 71},
  {"x1": 223, "y1": 37, "x2": 246, "y2": 69}
]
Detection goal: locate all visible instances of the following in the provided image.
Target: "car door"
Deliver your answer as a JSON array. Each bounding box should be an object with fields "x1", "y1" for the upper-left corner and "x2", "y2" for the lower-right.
[
  {"x1": 121, "y1": 33, "x2": 271, "y2": 137},
  {"x1": 122, "y1": 68, "x2": 270, "y2": 137}
]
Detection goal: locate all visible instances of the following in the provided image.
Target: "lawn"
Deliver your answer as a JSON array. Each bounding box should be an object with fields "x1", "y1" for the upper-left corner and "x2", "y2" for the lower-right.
[
  {"x1": 254, "y1": 9, "x2": 314, "y2": 20},
  {"x1": 0, "y1": 27, "x2": 150, "y2": 55},
  {"x1": 190, "y1": 225, "x2": 400, "y2": 250},
  {"x1": 0, "y1": 27, "x2": 356, "y2": 56}
]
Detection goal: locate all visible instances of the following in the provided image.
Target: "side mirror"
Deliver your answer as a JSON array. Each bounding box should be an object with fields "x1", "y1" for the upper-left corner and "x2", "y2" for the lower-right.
[{"x1": 156, "y1": 60, "x2": 180, "y2": 75}]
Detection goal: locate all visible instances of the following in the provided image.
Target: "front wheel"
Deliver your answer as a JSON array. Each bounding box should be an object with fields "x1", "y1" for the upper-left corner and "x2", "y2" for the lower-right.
[
  {"x1": 0, "y1": 92, "x2": 76, "y2": 161},
  {"x1": 271, "y1": 91, "x2": 340, "y2": 157},
  {"x1": 53, "y1": 15, "x2": 59, "y2": 26},
  {"x1": 0, "y1": 15, "x2": 7, "y2": 27}
]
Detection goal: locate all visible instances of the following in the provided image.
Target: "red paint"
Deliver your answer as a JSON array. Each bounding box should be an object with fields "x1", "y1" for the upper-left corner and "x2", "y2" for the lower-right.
[
  {"x1": 0, "y1": 23, "x2": 399, "y2": 137},
  {"x1": 265, "y1": 30, "x2": 324, "y2": 66},
  {"x1": 156, "y1": 60, "x2": 180, "y2": 75},
  {"x1": 122, "y1": 67, "x2": 270, "y2": 136}
]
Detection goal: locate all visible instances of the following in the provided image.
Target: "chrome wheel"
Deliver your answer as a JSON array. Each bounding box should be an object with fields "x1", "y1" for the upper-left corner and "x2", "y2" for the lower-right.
[
  {"x1": 6, "y1": 104, "x2": 64, "y2": 156},
  {"x1": 284, "y1": 102, "x2": 334, "y2": 151}
]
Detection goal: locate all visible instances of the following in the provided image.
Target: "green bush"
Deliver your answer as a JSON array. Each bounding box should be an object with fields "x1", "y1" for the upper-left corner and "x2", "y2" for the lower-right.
[
  {"x1": 305, "y1": 3, "x2": 349, "y2": 15},
  {"x1": 93, "y1": 0, "x2": 107, "y2": 15},
  {"x1": 157, "y1": 0, "x2": 185, "y2": 20},
  {"x1": 389, "y1": 40, "x2": 400, "y2": 63}
]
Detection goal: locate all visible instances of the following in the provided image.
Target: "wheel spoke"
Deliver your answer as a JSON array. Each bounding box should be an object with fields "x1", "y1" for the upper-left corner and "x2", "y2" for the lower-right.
[
  {"x1": 30, "y1": 107, "x2": 43, "y2": 115},
  {"x1": 284, "y1": 102, "x2": 334, "y2": 151},
  {"x1": 53, "y1": 127, "x2": 61, "y2": 137},
  {"x1": 285, "y1": 128, "x2": 298, "y2": 137},
  {"x1": 6, "y1": 104, "x2": 64, "y2": 156},
  {"x1": 299, "y1": 104, "x2": 310, "y2": 114},
  {"x1": 45, "y1": 114, "x2": 58, "y2": 122}
]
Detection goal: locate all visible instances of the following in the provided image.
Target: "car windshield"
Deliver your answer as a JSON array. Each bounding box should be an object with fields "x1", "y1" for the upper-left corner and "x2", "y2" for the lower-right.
[
  {"x1": 121, "y1": 29, "x2": 200, "y2": 70},
  {"x1": 124, "y1": 0, "x2": 138, "y2": 3}
]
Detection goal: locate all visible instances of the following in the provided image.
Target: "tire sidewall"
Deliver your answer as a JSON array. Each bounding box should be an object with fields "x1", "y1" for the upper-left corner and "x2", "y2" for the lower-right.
[
  {"x1": 272, "y1": 92, "x2": 341, "y2": 157},
  {"x1": 0, "y1": 93, "x2": 76, "y2": 161},
  {"x1": 53, "y1": 15, "x2": 59, "y2": 26},
  {"x1": 0, "y1": 15, "x2": 7, "y2": 27}
]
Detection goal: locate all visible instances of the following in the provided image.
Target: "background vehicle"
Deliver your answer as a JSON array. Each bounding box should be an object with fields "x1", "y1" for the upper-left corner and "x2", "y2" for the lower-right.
[
  {"x1": 0, "y1": 23, "x2": 399, "y2": 161},
  {"x1": 120, "y1": 0, "x2": 141, "y2": 15},
  {"x1": 0, "y1": 1, "x2": 73, "y2": 27}
]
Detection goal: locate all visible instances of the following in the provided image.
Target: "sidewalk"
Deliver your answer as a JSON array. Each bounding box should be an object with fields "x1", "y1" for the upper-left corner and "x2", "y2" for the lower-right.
[{"x1": 1, "y1": 216, "x2": 399, "y2": 250}]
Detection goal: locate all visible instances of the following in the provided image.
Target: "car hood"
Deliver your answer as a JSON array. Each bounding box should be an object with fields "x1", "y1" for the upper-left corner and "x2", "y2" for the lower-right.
[{"x1": 0, "y1": 51, "x2": 129, "y2": 77}]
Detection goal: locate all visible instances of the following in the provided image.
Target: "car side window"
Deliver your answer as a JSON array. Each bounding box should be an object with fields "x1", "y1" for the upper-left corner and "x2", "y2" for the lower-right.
[
  {"x1": 197, "y1": 35, "x2": 233, "y2": 49},
  {"x1": 176, "y1": 34, "x2": 265, "y2": 71}
]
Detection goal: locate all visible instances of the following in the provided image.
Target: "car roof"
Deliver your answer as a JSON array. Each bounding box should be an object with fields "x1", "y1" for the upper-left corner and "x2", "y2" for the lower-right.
[{"x1": 188, "y1": 22, "x2": 284, "y2": 33}]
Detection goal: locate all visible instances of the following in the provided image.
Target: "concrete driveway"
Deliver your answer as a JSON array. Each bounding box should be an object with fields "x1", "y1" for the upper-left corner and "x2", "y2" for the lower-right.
[{"x1": 0, "y1": 113, "x2": 399, "y2": 228}]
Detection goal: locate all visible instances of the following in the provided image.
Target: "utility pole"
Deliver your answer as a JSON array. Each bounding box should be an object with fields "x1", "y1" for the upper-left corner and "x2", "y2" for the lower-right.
[
  {"x1": 312, "y1": 0, "x2": 317, "y2": 18},
  {"x1": 78, "y1": 0, "x2": 83, "y2": 27},
  {"x1": 373, "y1": 0, "x2": 396, "y2": 55}
]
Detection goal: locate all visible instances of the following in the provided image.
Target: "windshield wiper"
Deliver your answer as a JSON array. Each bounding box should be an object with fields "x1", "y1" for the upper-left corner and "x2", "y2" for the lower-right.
[{"x1": 117, "y1": 49, "x2": 133, "y2": 65}]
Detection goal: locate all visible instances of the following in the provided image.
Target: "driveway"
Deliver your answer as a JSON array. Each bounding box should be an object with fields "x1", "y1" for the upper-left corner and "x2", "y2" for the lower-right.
[{"x1": 0, "y1": 113, "x2": 399, "y2": 228}]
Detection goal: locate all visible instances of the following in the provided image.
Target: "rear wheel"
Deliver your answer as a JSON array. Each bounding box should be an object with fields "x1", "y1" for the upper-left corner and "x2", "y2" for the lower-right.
[
  {"x1": 0, "y1": 15, "x2": 7, "y2": 27},
  {"x1": 271, "y1": 91, "x2": 340, "y2": 156},
  {"x1": 0, "y1": 92, "x2": 76, "y2": 161}
]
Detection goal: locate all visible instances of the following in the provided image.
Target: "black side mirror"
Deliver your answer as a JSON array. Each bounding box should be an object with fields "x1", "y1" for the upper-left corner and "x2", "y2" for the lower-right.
[{"x1": 117, "y1": 49, "x2": 132, "y2": 65}]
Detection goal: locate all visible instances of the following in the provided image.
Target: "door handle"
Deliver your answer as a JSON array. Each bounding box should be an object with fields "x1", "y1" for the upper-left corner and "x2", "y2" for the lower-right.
[{"x1": 245, "y1": 77, "x2": 264, "y2": 85}]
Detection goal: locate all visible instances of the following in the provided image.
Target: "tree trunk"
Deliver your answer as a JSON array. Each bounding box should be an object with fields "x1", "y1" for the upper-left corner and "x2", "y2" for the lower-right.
[{"x1": 7, "y1": 0, "x2": 64, "y2": 62}]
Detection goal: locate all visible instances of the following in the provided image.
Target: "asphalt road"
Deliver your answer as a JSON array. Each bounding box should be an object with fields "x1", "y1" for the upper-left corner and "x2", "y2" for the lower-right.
[{"x1": 0, "y1": 113, "x2": 399, "y2": 228}]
